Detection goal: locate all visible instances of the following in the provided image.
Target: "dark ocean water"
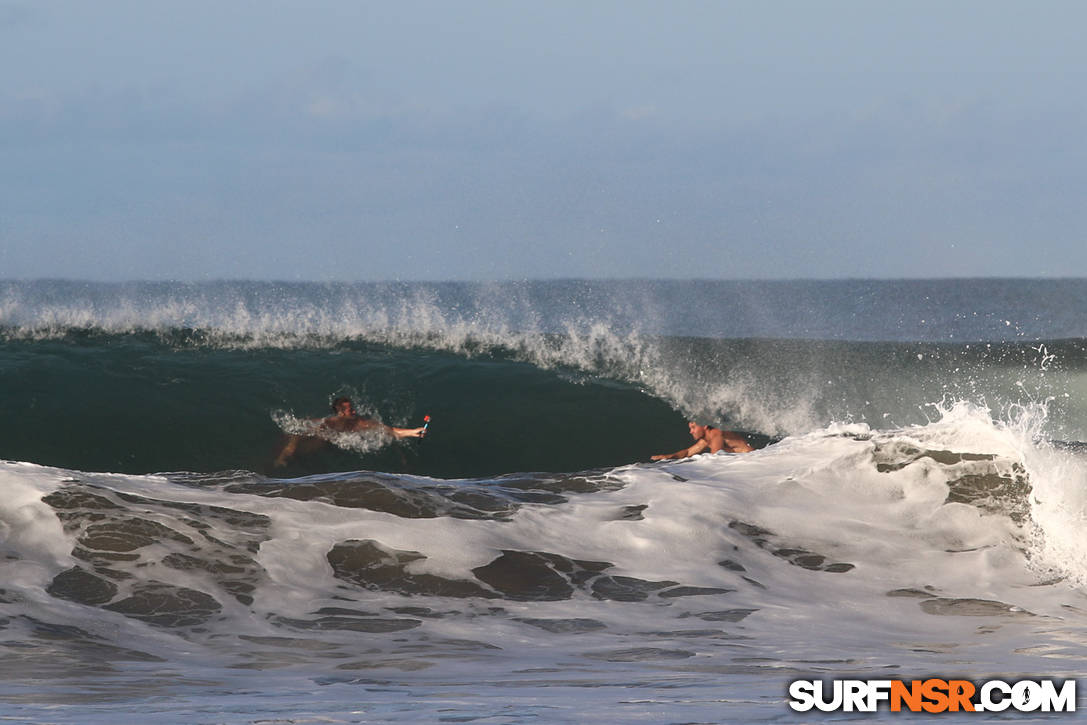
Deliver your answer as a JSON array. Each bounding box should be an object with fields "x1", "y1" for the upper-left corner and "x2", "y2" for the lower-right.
[
  {"x1": 2, "y1": 279, "x2": 1087, "y2": 723},
  {"x1": 0, "y1": 332, "x2": 681, "y2": 477}
]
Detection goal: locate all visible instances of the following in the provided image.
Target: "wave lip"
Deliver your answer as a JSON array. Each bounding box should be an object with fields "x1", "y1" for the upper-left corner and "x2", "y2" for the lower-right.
[{"x1": 6, "y1": 278, "x2": 1087, "y2": 343}]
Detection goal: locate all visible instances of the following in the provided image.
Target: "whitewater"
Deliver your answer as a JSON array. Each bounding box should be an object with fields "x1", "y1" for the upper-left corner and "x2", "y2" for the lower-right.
[{"x1": 2, "y1": 279, "x2": 1086, "y2": 723}]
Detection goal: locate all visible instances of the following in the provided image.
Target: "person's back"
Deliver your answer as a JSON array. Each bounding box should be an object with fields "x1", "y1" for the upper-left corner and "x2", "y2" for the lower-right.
[{"x1": 706, "y1": 426, "x2": 754, "y2": 453}]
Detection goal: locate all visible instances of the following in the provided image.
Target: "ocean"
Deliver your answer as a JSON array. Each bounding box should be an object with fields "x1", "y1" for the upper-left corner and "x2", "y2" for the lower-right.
[{"x1": 1, "y1": 278, "x2": 1086, "y2": 723}]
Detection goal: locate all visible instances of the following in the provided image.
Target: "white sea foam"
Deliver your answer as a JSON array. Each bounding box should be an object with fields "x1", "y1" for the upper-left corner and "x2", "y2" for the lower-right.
[
  {"x1": 4, "y1": 401, "x2": 1087, "y2": 722},
  {"x1": 0, "y1": 463, "x2": 74, "y2": 591}
]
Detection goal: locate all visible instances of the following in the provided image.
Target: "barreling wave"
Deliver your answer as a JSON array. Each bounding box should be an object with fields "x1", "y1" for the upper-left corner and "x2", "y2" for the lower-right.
[{"x1": 2, "y1": 280, "x2": 1086, "y2": 478}]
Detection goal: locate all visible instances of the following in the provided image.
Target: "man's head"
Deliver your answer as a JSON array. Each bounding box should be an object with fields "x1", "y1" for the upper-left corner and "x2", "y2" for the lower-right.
[
  {"x1": 688, "y1": 421, "x2": 708, "y2": 440},
  {"x1": 331, "y1": 397, "x2": 355, "y2": 415}
]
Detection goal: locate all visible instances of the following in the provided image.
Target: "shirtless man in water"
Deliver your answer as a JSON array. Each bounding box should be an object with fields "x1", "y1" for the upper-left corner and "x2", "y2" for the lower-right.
[
  {"x1": 651, "y1": 421, "x2": 753, "y2": 460},
  {"x1": 273, "y1": 397, "x2": 426, "y2": 466}
]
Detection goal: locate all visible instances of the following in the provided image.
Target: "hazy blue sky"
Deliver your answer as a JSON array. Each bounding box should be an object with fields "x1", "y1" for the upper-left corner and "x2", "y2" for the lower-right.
[{"x1": 3, "y1": 1, "x2": 1086, "y2": 280}]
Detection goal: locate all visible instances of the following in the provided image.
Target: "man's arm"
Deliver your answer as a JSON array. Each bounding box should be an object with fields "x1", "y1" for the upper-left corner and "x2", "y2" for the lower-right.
[
  {"x1": 651, "y1": 439, "x2": 709, "y2": 461},
  {"x1": 342, "y1": 418, "x2": 425, "y2": 439},
  {"x1": 388, "y1": 425, "x2": 426, "y2": 439}
]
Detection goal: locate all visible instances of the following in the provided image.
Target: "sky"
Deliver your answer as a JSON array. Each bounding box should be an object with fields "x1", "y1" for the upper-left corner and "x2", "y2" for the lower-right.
[{"x1": 2, "y1": 0, "x2": 1086, "y2": 281}]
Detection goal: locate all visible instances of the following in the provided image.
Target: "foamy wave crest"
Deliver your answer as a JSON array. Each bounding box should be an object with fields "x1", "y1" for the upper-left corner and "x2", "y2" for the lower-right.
[
  {"x1": 849, "y1": 399, "x2": 1087, "y2": 587},
  {"x1": 4, "y1": 280, "x2": 1080, "y2": 440},
  {"x1": 0, "y1": 280, "x2": 699, "y2": 415},
  {"x1": 0, "y1": 280, "x2": 628, "y2": 350}
]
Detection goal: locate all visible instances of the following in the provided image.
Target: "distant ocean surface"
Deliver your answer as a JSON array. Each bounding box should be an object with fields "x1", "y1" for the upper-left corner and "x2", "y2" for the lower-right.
[{"x1": 2, "y1": 278, "x2": 1086, "y2": 723}]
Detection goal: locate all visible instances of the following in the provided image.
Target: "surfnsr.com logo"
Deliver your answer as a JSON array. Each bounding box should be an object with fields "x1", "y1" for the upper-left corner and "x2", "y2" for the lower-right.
[{"x1": 788, "y1": 678, "x2": 1077, "y2": 713}]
